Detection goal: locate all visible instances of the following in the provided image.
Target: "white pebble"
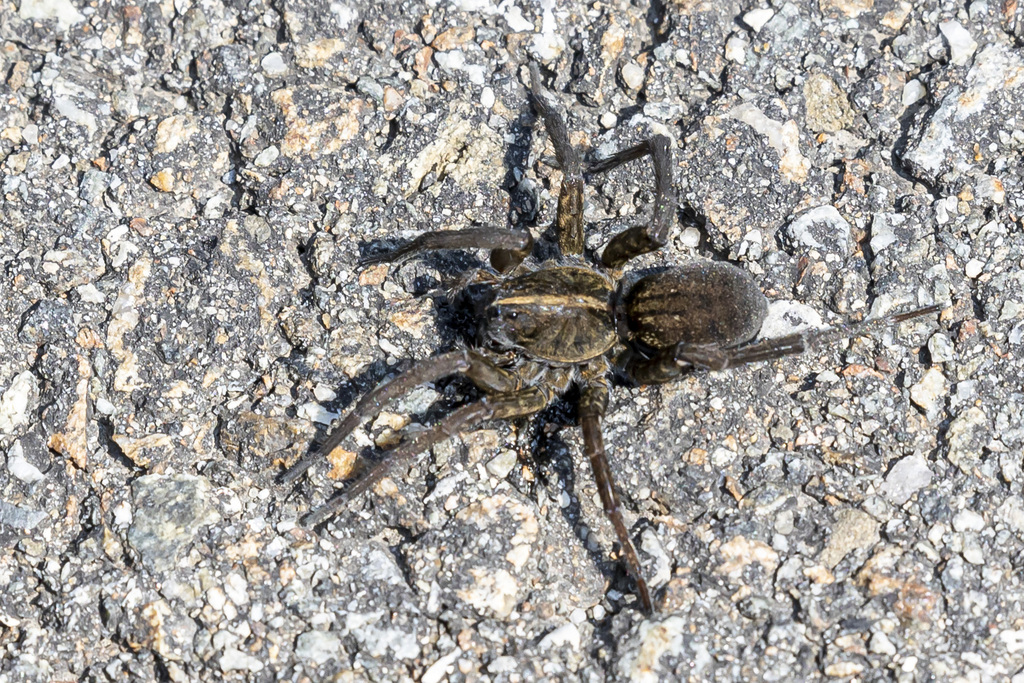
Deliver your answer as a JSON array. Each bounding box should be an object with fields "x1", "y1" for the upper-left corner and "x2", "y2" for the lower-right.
[
  {"x1": 869, "y1": 631, "x2": 897, "y2": 656},
  {"x1": 224, "y1": 572, "x2": 250, "y2": 605},
  {"x1": 538, "y1": 622, "x2": 580, "y2": 650},
  {"x1": 743, "y1": 8, "x2": 774, "y2": 32},
  {"x1": 219, "y1": 648, "x2": 264, "y2": 672},
  {"x1": 901, "y1": 79, "x2": 927, "y2": 107},
  {"x1": 435, "y1": 50, "x2": 465, "y2": 72},
  {"x1": 965, "y1": 258, "x2": 985, "y2": 278},
  {"x1": 725, "y1": 35, "x2": 748, "y2": 63},
  {"x1": 76, "y1": 282, "x2": 106, "y2": 304},
  {"x1": 486, "y1": 656, "x2": 517, "y2": 674},
  {"x1": 206, "y1": 586, "x2": 227, "y2": 611},
  {"x1": 909, "y1": 367, "x2": 947, "y2": 419},
  {"x1": 962, "y1": 536, "x2": 985, "y2": 565},
  {"x1": 620, "y1": 62, "x2": 645, "y2": 90},
  {"x1": 939, "y1": 21, "x2": 978, "y2": 66},
  {"x1": 423, "y1": 649, "x2": 460, "y2": 682},
  {"x1": 0, "y1": 371, "x2": 37, "y2": 434},
  {"x1": 6, "y1": 441, "x2": 44, "y2": 484},
  {"x1": 759, "y1": 301, "x2": 823, "y2": 338},
  {"x1": 1000, "y1": 629, "x2": 1024, "y2": 654},
  {"x1": 485, "y1": 450, "x2": 517, "y2": 479},
  {"x1": 254, "y1": 145, "x2": 280, "y2": 167},
  {"x1": 878, "y1": 455, "x2": 933, "y2": 506},
  {"x1": 295, "y1": 631, "x2": 343, "y2": 666},
  {"x1": 313, "y1": 384, "x2": 337, "y2": 402},
  {"x1": 927, "y1": 333, "x2": 955, "y2": 363},
  {"x1": 975, "y1": 175, "x2": 1005, "y2": 204},
  {"x1": 679, "y1": 226, "x2": 701, "y2": 248},
  {"x1": 95, "y1": 397, "x2": 116, "y2": 415},
  {"x1": 480, "y1": 87, "x2": 495, "y2": 109},
  {"x1": 261, "y1": 52, "x2": 288, "y2": 76},
  {"x1": 952, "y1": 509, "x2": 985, "y2": 532},
  {"x1": 711, "y1": 446, "x2": 737, "y2": 467},
  {"x1": 297, "y1": 401, "x2": 339, "y2": 425}
]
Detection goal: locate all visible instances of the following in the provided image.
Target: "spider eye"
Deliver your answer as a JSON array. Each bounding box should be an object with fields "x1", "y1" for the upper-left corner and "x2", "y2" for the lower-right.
[{"x1": 508, "y1": 311, "x2": 518, "y2": 320}]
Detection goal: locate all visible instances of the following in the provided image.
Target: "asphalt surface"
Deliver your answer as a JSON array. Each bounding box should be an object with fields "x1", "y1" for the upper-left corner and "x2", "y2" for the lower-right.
[{"x1": 2, "y1": 0, "x2": 1024, "y2": 680}]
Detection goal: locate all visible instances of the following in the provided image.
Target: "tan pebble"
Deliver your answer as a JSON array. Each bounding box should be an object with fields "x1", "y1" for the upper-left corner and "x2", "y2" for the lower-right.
[
  {"x1": 824, "y1": 662, "x2": 865, "y2": 677},
  {"x1": 154, "y1": 115, "x2": 196, "y2": 154},
  {"x1": 129, "y1": 217, "x2": 153, "y2": 236},
  {"x1": 432, "y1": 26, "x2": 474, "y2": 51},
  {"x1": 294, "y1": 39, "x2": 345, "y2": 68},
  {"x1": 7, "y1": 61, "x2": 31, "y2": 91},
  {"x1": 326, "y1": 446, "x2": 357, "y2": 480},
  {"x1": 819, "y1": 0, "x2": 873, "y2": 18},
  {"x1": 413, "y1": 46, "x2": 434, "y2": 80},
  {"x1": 383, "y1": 86, "x2": 403, "y2": 112},
  {"x1": 358, "y1": 264, "x2": 389, "y2": 286},
  {"x1": 803, "y1": 564, "x2": 835, "y2": 584},
  {"x1": 600, "y1": 20, "x2": 625, "y2": 61},
  {"x1": 76, "y1": 327, "x2": 103, "y2": 349},
  {"x1": 149, "y1": 168, "x2": 175, "y2": 192}
]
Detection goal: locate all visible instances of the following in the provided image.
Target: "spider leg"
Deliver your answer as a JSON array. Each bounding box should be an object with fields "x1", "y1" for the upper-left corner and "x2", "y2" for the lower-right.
[
  {"x1": 528, "y1": 63, "x2": 585, "y2": 257},
  {"x1": 585, "y1": 140, "x2": 658, "y2": 175},
  {"x1": 279, "y1": 350, "x2": 521, "y2": 485},
  {"x1": 625, "y1": 304, "x2": 942, "y2": 384},
  {"x1": 360, "y1": 227, "x2": 534, "y2": 272},
  {"x1": 302, "y1": 387, "x2": 550, "y2": 526},
  {"x1": 580, "y1": 377, "x2": 654, "y2": 614},
  {"x1": 593, "y1": 135, "x2": 676, "y2": 269}
]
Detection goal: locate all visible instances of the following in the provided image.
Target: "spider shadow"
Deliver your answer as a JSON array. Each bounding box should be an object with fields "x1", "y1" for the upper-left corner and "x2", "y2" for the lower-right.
[
  {"x1": 278, "y1": 74, "x2": 647, "y2": 598},
  {"x1": 502, "y1": 100, "x2": 539, "y2": 232}
]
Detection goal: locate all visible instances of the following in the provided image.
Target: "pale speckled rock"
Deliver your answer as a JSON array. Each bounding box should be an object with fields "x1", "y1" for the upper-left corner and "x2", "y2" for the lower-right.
[
  {"x1": 938, "y1": 21, "x2": 977, "y2": 66},
  {"x1": 128, "y1": 474, "x2": 218, "y2": 571},
  {"x1": 0, "y1": 371, "x2": 38, "y2": 434},
  {"x1": 219, "y1": 648, "x2": 264, "y2": 673},
  {"x1": 782, "y1": 205, "x2": 851, "y2": 256},
  {"x1": 902, "y1": 44, "x2": 1024, "y2": 190},
  {"x1": 878, "y1": 454, "x2": 932, "y2": 506},
  {"x1": 910, "y1": 367, "x2": 948, "y2": 420},
  {"x1": 616, "y1": 617, "x2": 688, "y2": 682},
  {"x1": 946, "y1": 406, "x2": 990, "y2": 470},
  {"x1": 758, "y1": 300, "x2": 823, "y2": 339},
  {"x1": 819, "y1": 509, "x2": 879, "y2": 569},
  {"x1": 803, "y1": 72, "x2": 853, "y2": 133},
  {"x1": 295, "y1": 630, "x2": 344, "y2": 666},
  {"x1": 0, "y1": 499, "x2": 48, "y2": 530}
]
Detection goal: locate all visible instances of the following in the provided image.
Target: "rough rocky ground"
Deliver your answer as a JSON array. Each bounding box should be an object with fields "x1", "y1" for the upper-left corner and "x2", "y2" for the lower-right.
[{"x1": 2, "y1": 0, "x2": 1024, "y2": 681}]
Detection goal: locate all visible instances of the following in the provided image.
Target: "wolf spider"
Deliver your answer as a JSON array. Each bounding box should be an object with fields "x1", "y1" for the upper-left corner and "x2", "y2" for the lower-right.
[{"x1": 280, "y1": 63, "x2": 939, "y2": 614}]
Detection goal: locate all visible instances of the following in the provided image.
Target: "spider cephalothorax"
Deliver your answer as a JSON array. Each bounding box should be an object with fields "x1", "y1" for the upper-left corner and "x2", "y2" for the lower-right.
[{"x1": 280, "y1": 63, "x2": 938, "y2": 614}]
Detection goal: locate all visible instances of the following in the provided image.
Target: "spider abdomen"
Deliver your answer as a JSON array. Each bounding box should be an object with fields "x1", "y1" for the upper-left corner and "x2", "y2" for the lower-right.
[
  {"x1": 624, "y1": 261, "x2": 768, "y2": 350},
  {"x1": 485, "y1": 265, "x2": 617, "y2": 364}
]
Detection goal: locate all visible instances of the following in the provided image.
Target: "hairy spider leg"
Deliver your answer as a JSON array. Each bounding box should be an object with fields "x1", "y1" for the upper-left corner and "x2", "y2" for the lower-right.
[
  {"x1": 303, "y1": 388, "x2": 550, "y2": 526},
  {"x1": 359, "y1": 226, "x2": 534, "y2": 272},
  {"x1": 527, "y1": 62, "x2": 585, "y2": 257},
  {"x1": 580, "y1": 375, "x2": 654, "y2": 614},
  {"x1": 278, "y1": 350, "x2": 520, "y2": 486},
  {"x1": 627, "y1": 304, "x2": 942, "y2": 384},
  {"x1": 584, "y1": 136, "x2": 677, "y2": 269}
]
